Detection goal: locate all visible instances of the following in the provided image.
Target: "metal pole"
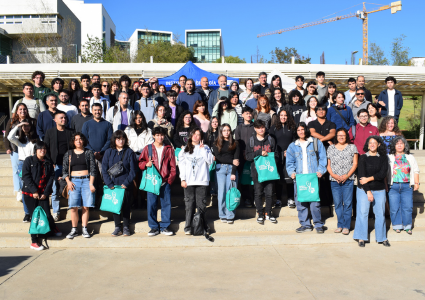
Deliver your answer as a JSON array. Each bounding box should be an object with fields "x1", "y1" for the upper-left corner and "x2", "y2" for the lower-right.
[
  {"x1": 8, "y1": 91, "x2": 13, "y2": 117},
  {"x1": 75, "y1": 44, "x2": 77, "y2": 63},
  {"x1": 420, "y1": 91, "x2": 425, "y2": 150}
]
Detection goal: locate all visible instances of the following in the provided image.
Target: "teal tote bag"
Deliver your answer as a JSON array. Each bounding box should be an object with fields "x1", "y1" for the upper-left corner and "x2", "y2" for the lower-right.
[
  {"x1": 100, "y1": 185, "x2": 126, "y2": 214},
  {"x1": 29, "y1": 206, "x2": 51, "y2": 235},
  {"x1": 226, "y1": 181, "x2": 241, "y2": 211},
  {"x1": 296, "y1": 173, "x2": 320, "y2": 202},
  {"x1": 254, "y1": 152, "x2": 280, "y2": 183},
  {"x1": 140, "y1": 165, "x2": 163, "y2": 195},
  {"x1": 240, "y1": 161, "x2": 254, "y2": 185}
]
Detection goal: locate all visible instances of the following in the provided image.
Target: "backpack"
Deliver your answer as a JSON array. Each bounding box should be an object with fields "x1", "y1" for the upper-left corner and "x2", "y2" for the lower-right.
[{"x1": 113, "y1": 105, "x2": 133, "y2": 121}]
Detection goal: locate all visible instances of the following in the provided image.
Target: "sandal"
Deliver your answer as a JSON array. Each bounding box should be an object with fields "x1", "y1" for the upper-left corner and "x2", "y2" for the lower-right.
[
  {"x1": 405, "y1": 229, "x2": 412, "y2": 235},
  {"x1": 393, "y1": 229, "x2": 401, "y2": 233},
  {"x1": 334, "y1": 228, "x2": 342, "y2": 233},
  {"x1": 342, "y1": 228, "x2": 349, "y2": 235}
]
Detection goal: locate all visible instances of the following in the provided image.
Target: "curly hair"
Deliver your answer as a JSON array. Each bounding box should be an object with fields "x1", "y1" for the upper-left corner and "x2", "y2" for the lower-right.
[
  {"x1": 389, "y1": 136, "x2": 410, "y2": 155},
  {"x1": 32, "y1": 71, "x2": 45, "y2": 81},
  {"x1": 378, "y1": 116, "x2": 402, "y2": 135},
  {"x1": 69, "y1": 132, "x2": 88, "y2": 149},
  {"x1": 175, "y1": 111, "x2": 196, "y2": 131},
  {"x1": 273, "y1": 109, "x2": 296, "y2": 131},
  {"x1": 362, "y1": 135, "x2": 387, "y2": 157},
  {"x1": 288, "y1": 90, "x2": 305, "y2": 106}
]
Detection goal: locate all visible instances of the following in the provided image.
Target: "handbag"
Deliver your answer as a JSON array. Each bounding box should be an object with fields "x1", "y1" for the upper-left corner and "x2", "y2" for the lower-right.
[
  {"x1": 29, "y1": 205, "x2": 51, "y2": 234},
  {"x1": 139, "y1": 144, "x2": 163, "y2": 195},
  {"x1": 295, "y1": 173, "x2": 320, "y2": 202},
  {"x1": 254, "y1": 152, "x2": 280, "y2": 183},
  {"x1": 100, "y1": 185, "x2": 125, "y2": 214},
  {"x1": 107, "y1": 149, "x2": 127, "y2": 178},
  {"x1": 226, "y1": 181, "x2": 241, "y2": 211},
  {"x1": 192, "y1": 208, "x2": 214, "y2": 242},
  {"x1": 239, "y1": 161, "x2": 254, "y2": 185},
  {"x1": 58, "y1": 150, "x2": 72, "y2": 200}
]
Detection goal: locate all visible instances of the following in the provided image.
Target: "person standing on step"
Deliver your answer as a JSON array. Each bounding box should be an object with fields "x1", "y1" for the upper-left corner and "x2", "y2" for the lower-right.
[
  {"x1": 36, "y1": 94, "x2": 65, "y2": 141},
  {"x1": 208, "y1": 75, "x2": 229, "y2": 115},
  {"x1": 114, "y1": 75, "x2": 137, "y2": 108},
  {"x1": 349, "y1": 109, "x2": 379, "y2": 155},
  {"x1": 71, "y1": 74, "x2": 93, "y2": 107},
  {"x1": 69, "y1": 99, "x2": 93, "y2": 133},
  {"x1": 173, "y1": 111, "x2": 197, "y2": 149},
  {"x1": 176, "y1": 79, "x2": 203, "y2": 112},
  {"x1": 163, "y1": 90, "x2": 183, "y2": 127},
  {"x1": 139, "y1": 127, "x2": 176, "y2": 236},
  {"x1": 102, "y1": 130, "x2": 137, "y2": 237},
  {"x1": 12, "y1": 82, "x2": 46, "y2": 119},
  {"x1": 377, "y1": 76, "x2": 403, "y2": 122},
  {"x1": 134, "y1": 83, "x2": 157, "y2": 123},
  {"x1": 293, "y1": 75, "x2": 305, "y2": 94},
  {"x1": 193, "y1": 100, "x2": 211, "y2": 133},
  {"x1": 212, "y1": 124, "x2": 240, "y2": 224},
  {"x1": 357, "y1": 75, "x2": 372, "y2": 103},
  {"x1": 327, "y1": 92, "x2": 356, "y2": 131},
  {"x1": 348, "y1": 87, "x2": 371, "y2": 123},
  {"x1": 195, "y1": 76, "x2": 214, "y2": 103},
  {"x1": 269, "y1": 109, "x2": 296, "y2": 209},
  {"x1": 147, "y1": 104, "x2": 174, "y2": 144},
  {"x1": 57, "y1": 90, "x2": 78, "y2": 123},
  {"x1": 22, "y1": 141, "x2": 62, "y2": 251},
  {"x1": 106, "y1": 91, "x2": 134, "y2": 132},
  {"x1": 42, "y1": 77, "x2": 64, "y2": 105},
  {"x1": 178, "y1": 128, "x2": 213, "y2": 234},
  {"x1": 89, "y1": 83, "x2": 110, "y2": 119},
  {"x1": 44, "y1": 111, "x2": 74, "y2": 222},
  {"x1": 327, "y1": 128, "x2": 358, "y2": 235},
  {"x1": 32, "y1": 71, "x2": 51, "y2": 102},
  {"x1": 246, "y1": 120, "x2": 279, "y2": 225},
  {"x1": 353, "y1": 136, "x2": 390, "y2": 247},
  {"x1": 344, "y1": 78, "x2": 358, "y2": 106},
  {"x1": 288, "y1": 90, "x2": 306, "y2": 125},
  {"x1": 315, "y1": 71, "x2": 328, "y2": 105},
  {"x1": 387, "y1": 136, "x2": 419, "y2": 236},
  {"x1": 239, "y1": 78, "x2": 254, "y2": 105},
  {"x1": 63, "y1": 133, "x2": 97, "y2": 239},
  {"x1": 286, "y1": 123, "x2": 327, "y2": 234}
]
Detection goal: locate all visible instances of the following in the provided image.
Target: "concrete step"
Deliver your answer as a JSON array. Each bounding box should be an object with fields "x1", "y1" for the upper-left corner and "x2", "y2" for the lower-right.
[
  {"x1": 1, "y1": 228, "x2": 425, "y2": 248},
  {"x1": 0, "y1": 185, "x2": 17, "y2": 196},
  {"x1": 0, "y1": 176, "x2": 13, "y2": 186}
]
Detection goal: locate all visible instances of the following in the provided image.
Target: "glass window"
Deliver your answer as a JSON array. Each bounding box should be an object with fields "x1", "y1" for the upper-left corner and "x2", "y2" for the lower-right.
[
  {"x1": 23, "y1": 15, "x2": 30, "y2": 19},
  {"x1": 6, "y1": 16, "x2": 13, "y2": 19},
  {"x1": 0, "y1": 16, "x2": 4, "y2": 19},
  {"x1": 15, "y1": 21, "x2": 22, "y2": 24},
  {"x1": 0, "y1": 22, "x2": 3, "y2": 24},
  {"x1": 6, "y1": 22, "x2": 13, "y2": 24},
  {"x1": 14, "y1": 15, "x2": 22, "y2": 19},
  {"x1": 32, "y1": 15, "x2": 39, "y2": 18}
]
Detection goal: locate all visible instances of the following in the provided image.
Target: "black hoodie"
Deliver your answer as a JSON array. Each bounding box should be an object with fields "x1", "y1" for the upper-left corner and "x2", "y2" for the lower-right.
[
  {"x1": 234, "y1": 122, "x2": 255, "y2": 153},
  {"x1": 245, "y1": 134, "x2": 279, "y2": 181},
  {"x1": 173, "y1": 127, "x2": 192, "y2": 148}
]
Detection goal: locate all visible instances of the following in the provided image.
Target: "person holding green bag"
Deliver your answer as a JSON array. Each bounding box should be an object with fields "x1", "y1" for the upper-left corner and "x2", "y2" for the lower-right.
[
  {"x1": 178, "y1": 128, "x2": 213, "y2": 234},
  {"x1": 246, "y1": 120, "x2": 279, "y2": 224},
  {"x1": 286, "y1": 122, "x2": 327, "y2": 234},
  {"x1": 102, "y1": 130, "x2": 137, "y2": 237},
  {"x1": 139, "y1": 127, "x2": 177, "y2": 237},
  {"x1": 22, "y1": 141, "x2": 62, "y2": 251}
]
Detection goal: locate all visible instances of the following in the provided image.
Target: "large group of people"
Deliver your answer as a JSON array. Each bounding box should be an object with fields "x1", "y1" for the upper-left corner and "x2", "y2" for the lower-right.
[{"x1": 5, "y1": 70, "x2": 418, "y2": 251}]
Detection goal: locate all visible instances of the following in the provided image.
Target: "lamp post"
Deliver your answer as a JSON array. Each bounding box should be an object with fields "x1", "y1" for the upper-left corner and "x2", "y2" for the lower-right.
[
  {"x1": 69, "y1": 44, "x2": 77, "y2": 63},
  {"x1": 351, "y1": 50, "x2": 358, "y2": 65}
]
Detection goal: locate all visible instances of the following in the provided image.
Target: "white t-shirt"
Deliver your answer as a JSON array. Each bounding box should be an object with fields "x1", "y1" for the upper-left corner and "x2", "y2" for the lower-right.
[
  {"x1": 57, "y1": 103, "x2": 78, "y2": 122},
  {"x1": 155, "y1": 145, "x2": 165, "y2": 186},
  {"x1": 349, "y1": 91, "x2": 356, "y2": 103},
  {"x1": 300, "y1": 141, "x2": 309, "y2": 174},
  {"x1": 12, "y1": 98, "x2": 46, "y2": 119},
  {"x1": 388, "y1": 89, "x2": 396, "y2": 117}
]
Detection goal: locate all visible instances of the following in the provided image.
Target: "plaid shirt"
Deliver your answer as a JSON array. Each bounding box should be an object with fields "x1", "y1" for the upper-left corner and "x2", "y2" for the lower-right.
[{"x1": 22, "y1": 161, "x2": 48, "y2": 198}]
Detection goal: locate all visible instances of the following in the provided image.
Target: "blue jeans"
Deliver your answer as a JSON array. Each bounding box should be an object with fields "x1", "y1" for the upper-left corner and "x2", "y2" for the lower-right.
[
  {"x1": 388, "y1": 182, "x2": 413, "y2": 230},
  {"x1": 68, "y1": 177, "x2": 95, "y2": 208},
  {"x1": 51, "y1": 164, "x2": 63, "y2": 214},
  {"x1": 10, "y1": 152, "x2": 20, "y2": 192},
  {"x1": 330, "y1": 180, "x2": 354, "y2": 229},
  {"x1": 353, "y1": 188, "x2": 387, "y2": 242},
  {"x1": 216, "y1": 164, "x2": 238, "y2": 220},
  {"x1": 146, "y1": 183, "x2": 171, "y2": 231},
  {"x1": 294, "y1": 180, "x2": 323, "y2": 228}
]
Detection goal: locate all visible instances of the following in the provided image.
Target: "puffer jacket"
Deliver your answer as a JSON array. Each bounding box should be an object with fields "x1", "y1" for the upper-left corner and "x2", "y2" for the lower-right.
[{"x1": 124, "y1": 127, "x2": 154, "y2": 154}]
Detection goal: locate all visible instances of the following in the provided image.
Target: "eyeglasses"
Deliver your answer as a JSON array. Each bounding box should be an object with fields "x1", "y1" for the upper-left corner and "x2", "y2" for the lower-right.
[
  {"x1": 356, "y1": 93, "x2": 364, "y2": 95},
  {"x1": 102, "y1": 85, "x2": 109, "y2": 87},
  {"x1": 359, "y1": 115, "x2": 369, "y2": 118}
]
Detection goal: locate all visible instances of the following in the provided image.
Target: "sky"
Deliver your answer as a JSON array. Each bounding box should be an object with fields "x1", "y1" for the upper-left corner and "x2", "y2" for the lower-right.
[{"x1": 89, "y1": 0, "x2": 421, "y2": 64}]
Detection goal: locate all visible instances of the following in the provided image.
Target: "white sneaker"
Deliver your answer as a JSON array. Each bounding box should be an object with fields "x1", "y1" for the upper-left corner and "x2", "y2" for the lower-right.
[
  {"x1": 53, "y1": 212, "x2": 60, "y2": 222},
  {"x1": 288, "y1": 199, "x2": 296, "y2": 209},
  {"x1": 82, "y1": 228, "x2": 91, "y2": 238},
  {"x1": 16, "y1": 191, "x2": 22, "y2": 203}
]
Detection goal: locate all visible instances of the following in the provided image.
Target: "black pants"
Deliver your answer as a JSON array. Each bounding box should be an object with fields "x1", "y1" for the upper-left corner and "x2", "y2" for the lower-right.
[
  {"x1": 275, "y1": 179, "x2": 294, "y2": 201},
  {"x1": 184, "y1": 185, "x2": 207, "y2": 231},
  {"x1": 240, "y1": 184, "x2": 253, "y2": 203},
  {"x1": 113, "y1": 188, "x2": 132, "y2": 227},
  {"x1": 254, "y1": 181, "x2": 274, "y2": 214},
  {"x1": 25, "y1": 194, "x2": 56, "y2": 244}
]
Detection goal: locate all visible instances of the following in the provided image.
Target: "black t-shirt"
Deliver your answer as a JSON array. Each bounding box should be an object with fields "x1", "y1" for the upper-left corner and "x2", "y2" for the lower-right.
[
  {"x1": 308, "y1": 119, "x2": 336, "y2": 148},
  {"x1": 56, "y1": 130, "x2": 69, "y2": 165},
  {"x1": 269, "y1": 125, "x2": 295, "y2": 155}
]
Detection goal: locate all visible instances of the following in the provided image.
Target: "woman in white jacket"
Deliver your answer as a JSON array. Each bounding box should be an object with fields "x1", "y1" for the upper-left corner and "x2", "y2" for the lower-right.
[
  {"x1": 178, "y1": 128, "x2": 214, "y2": 235},
  {"x1": 387, "y1": 136, "x2": 420, "y2": 235},
  {"x1": 7, "y1": 120, "x2": 39, "y2": 222}
]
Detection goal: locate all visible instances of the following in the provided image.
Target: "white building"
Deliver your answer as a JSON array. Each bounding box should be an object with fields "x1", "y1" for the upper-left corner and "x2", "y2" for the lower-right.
[
  {"x1": 128, "y1": 29, "x2": 173, "y2": 60},
  {"x1": 185, "y1": 29, "x2": 224, "y2": 63},
  {"x1": 63, "y1": 0, "x2": 116, "y2": 48}
]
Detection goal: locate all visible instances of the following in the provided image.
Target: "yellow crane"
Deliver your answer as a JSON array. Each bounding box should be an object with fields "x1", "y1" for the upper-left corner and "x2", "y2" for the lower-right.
[{"x1": 257, "y1": 1, "x2": 402, "y2": 64}]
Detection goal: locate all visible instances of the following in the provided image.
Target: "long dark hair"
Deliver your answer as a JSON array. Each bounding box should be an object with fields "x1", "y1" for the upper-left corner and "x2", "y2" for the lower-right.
[
  {"x1": 367, "y1": 102, "x2": 381, "y2": 119},
  {"x1": 295, "y1": 122, "x2": 311, "y2": 140},
  {"x1": 307, "y1": 96, "x2": 318, "y2": 118},
  {"x1": 184, "y1": 128, "x2": 204, "y2": 154},
  {"x1": 333, "y1": 128, "x2": 351, "y2": 145},
  {"x1": 324, "y1": 82, "x2": 337, "y2": 101},
  {"x1": 269, "y1": 87, "x2": 286, "y2": 108},
  {"x1": 68, "y1": 79, "x2": 80, "y2": 100},
  {"x1": 175, "y1": 110, "x2": 196, "y2": 131},
  {"x1": 18, "y1": 119, "x2": 38, "y2": 144},
  {"x1": 11, "y1": 103, "x2": 30, "y2": 125},
  {"x1": 362, "y1": 135, "x2": 387, "y2": 157},
  {"x1": 273, "y1": 109, "x2": 296, "y2": 131},
  {"x1": 129, "y1": 111, "x2": 148, "y2": 133},
  {"x1": 205, "y1": 116, "x2": 219, "y2": 145},
  {"x1": 271, "y1": 75, "x2": 282, "y2": 88},
  {"x1": 214, "y1": 123, "x2": 237, "y2": 153},
  {"x1": 288, "y1": 90, "x2": 305, "y2": 106},
  {"x1": 216, "y1": 99, "x2": 233, "y2": 125},
  {"x1": 33, "y1": 140, "x2": 47, "y2": 156},
  {"x1": 193, "y1": 100, "x2": 211, "y2": 120},
  {"x1": 303, "y1": 81, "x2": 318, "y2": 97},
  {"x1": 110, "y1": 130, "x2": 129, "y2": 149}
]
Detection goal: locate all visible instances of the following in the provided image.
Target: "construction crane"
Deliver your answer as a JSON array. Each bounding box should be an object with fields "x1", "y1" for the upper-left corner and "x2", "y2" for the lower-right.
[{"x1": 257, "y1": 1, "x2": 402, "y2": 65}]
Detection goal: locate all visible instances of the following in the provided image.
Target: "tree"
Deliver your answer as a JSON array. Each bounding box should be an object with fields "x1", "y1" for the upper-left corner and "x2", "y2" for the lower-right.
[
  {"x1": 368, "y1": 42, "x2": 389, "y2": 65},
  {"x1": 269, "y1": 47, "x2": 311, "y2": 64},
  {"x1": 103, "y1": 45, "x2": 131, "y2": 63},
  {"x1": 391, "y1": 34, "x2": 410, "y2": 66},
  {"x1": 214, "y1": 55, "x2": 246, "y2": 63},
  {"x1": 133, "y1": 40, "x2": 195, "y2": 63},
  {"x1": 81, "y1": 35, "x2": 103, "y2": 63}
]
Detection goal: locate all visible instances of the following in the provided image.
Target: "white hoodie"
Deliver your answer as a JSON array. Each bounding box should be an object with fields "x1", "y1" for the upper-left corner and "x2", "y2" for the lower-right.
[
  {"x1": 124, "y1": 127, "x2": 154, "y2": 154},
  {"x1": 178, "y1": 144, "x2": 214, "y2": 186},
  {"x1": 7, "y1": 126, "x2": 35, "y2": 161}
]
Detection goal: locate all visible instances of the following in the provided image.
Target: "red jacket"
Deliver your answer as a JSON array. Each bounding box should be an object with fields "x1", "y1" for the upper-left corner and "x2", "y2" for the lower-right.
[
  {"x1": 138, "y1": 144, "x2": 176, "y2": 185},
  {"x1": 349, "y1": 123, "x2": 379, "y2": 155}
]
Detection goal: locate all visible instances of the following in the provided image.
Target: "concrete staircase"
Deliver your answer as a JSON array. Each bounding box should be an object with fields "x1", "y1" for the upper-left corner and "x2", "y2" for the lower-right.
[{"x1": 1, "y1": 152, "x2": 425, "y2": 248}]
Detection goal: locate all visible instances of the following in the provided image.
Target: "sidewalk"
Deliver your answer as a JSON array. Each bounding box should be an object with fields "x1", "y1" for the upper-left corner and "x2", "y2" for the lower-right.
[{"x1": 1, "y1": 242, "x2": 425, "y2": 299}]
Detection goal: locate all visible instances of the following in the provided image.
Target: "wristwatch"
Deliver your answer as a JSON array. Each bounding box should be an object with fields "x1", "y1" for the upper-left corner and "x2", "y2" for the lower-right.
[{"x1": 415, "y1": 183, "x2": 420, "y2": 185}]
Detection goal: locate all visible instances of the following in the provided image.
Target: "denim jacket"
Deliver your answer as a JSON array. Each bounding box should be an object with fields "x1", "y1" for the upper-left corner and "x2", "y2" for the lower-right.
[{"x1": 286, "y1": 137, "x2": 327, "y2": 176}]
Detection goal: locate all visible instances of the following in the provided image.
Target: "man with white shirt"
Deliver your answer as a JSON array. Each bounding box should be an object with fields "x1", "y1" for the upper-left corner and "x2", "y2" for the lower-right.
[
  {"x1": 12, "y1": 83, "x2": 46, "y2": 119},
  {"x1": 344, "y1": 78, "x2": 357, "y2": 106},
  {"x1": 89, "y1": 83, "x2": 110, "y2": 118},
  {"x1": 57, "y1": 90, "x2": 78, "y2": 123},
  {"x1": 106, "y1": 92, "x2": 134, "y2": 132},
  {"x1": 377, "y1": 76, "x2": 403, "y2": 122}
]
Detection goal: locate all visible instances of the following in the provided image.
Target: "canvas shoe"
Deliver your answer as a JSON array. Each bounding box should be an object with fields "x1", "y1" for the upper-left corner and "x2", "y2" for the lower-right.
[
  {"x1": 148, "y1": 228, "x2": 159, "y2": 237},
  {"x1": 296, "y1": 226, "x2": 313, "y2": 233},
  {"x1": 30, "y1": 243, "x2": 45, "y2": 251},
  {"x1": 287, "y1": 199, "x2": 296, "y2": 209},
  {"x1": 161, "y1": 228, "x2": 174, "y2": 236},
  {"x1": 53, "y1": 212, "x2": 60, "y2": 222},
  {"x1": 82, "y1": 227, "x2": 91, "y2": 238},
  {"x1": 66, "y1": 228, "x2": 79, "y2": 239},
  {"x1": 23, "y1": 214, "x2": 30, "y2": 223},
  {"x1": 112, "y1": 227, "x2": 123, "y2": 237},
  {"x1": 16, "y1": 191, "x2": 22, "y2": 203},
  {"x1": 265, "y1": 212, "x2": 277, "y2": 223},
  {"x1": 257, "y1": 212, "x2": 264, "y2": 224}
]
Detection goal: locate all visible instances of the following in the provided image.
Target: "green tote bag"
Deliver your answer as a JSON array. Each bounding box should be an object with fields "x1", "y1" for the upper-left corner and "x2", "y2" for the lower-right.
[
  {"x1": 226, "y1": 181, "x2": 241, "y2": 211},
  {"x1": 175, "y1": 148, "x2": 181, "y2": 161},
  {"x1": 254, "y1": 152, "x2": 280, "y2": 183},
  {"x1": 29, "y1": 206, "x2": 51, "y2": 235},
  {"x1": 209, "y1": 161, "x2": 216, "y2": 183},
  {"x1": 140, "y1": 165, "x2": 162, "y2": 195},
  {"x1": 296, "y1": 173, "x2": 320, "y2": 202},
  {"x1": 240, "y1": 161, "x2": 254, "y2": 185},
  {"x1": 100, "y1": 185, "x2": 126, "y2": 214}
]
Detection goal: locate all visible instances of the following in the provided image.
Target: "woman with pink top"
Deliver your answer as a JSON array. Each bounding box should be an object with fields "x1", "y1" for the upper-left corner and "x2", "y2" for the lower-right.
[{"x1": 193, "y1": 100, "x2": 211, "y2": 133}]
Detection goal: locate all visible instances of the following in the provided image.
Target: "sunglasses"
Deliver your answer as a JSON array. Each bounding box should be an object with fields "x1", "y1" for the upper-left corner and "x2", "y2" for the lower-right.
[
  {"x1": 102, "y1": 85, "x2": 109, "y2": 87},
  {"x1": 356, "y1": 93, "x2": 364, "y2": 95}
]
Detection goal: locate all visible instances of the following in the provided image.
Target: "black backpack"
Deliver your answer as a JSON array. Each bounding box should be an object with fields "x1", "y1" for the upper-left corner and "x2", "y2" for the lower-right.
[{"x1": 192, "y1": 209, "x2": 214, "y2": 242}]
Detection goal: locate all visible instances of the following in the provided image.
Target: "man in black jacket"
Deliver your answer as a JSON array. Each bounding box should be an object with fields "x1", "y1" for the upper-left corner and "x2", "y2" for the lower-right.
[
  {"x1": 195, "y1": 76, "x2": 214, "y2": 104},
  {"x1": 71, "y1": 74, "x2": 93, "y2": 107},
  {"x1": 357, "y1": 75, "x2": 372, "y2": 103},
  {"x1": 44, "y1": 111, "x2": 74, "y2": 221}
]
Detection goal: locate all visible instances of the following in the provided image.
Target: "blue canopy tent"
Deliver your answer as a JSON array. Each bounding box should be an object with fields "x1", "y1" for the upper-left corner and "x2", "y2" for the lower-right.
[{"x1": 158, "y1": 61, "x2": 239, "y2": 88}]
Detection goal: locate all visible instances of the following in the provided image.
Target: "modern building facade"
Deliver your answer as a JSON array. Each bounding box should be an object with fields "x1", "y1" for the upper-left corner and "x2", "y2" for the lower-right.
[
  {"x1": 128, "y1": 29, "x2": 173, "y2": 60},
  {"x1": 185, "y1": 29, "x2": 224, "y2": 63}
]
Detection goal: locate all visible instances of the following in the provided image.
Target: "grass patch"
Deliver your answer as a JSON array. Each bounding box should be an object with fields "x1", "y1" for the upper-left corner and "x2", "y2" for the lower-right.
[{"x1": 398, "y1": 97, "x2": 421, "y2": 130}]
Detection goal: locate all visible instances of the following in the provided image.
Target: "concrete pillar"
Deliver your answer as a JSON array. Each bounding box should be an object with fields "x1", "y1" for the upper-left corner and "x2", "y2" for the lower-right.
[
  {"x1": 420, "y1": 91, "x2": 425, "y2": 150},
  {"x1": 150, "y1": 56, "x2": 153, "y2": 63},
  {"x1": 8, "y1": 91, "x2": 12, "y2": 117},
  {"x1": 6, "y1": 56, "x2": 10, "y2": 64},
  {"x1": 222, "y1": 56, "x2": 225, "y2": 63},
  {"x1": 291, "y1": 56, "x2": 295, "y2": 64}
]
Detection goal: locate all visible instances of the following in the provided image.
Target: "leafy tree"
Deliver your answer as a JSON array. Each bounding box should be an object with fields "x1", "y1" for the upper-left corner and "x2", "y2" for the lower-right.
[
  {"x1": 269, "y1": 47, "x2": 311, "y2": 64},
  {"x1": 81, "y1": 35, "x2": 103, "y2": 63},
  {"x1": 134, "y1": 40, "x2": 195, "y2": 63},
  {"x1": 391, "y1": 34, "x2": 410, "y2": 66},
  {"x1": 103, "y1": 45, "x2": 131, "y2": 63},
  {"x1": 368, "y1": 42, "x2": 389, "y2": 65},
  {"x1": 214, "y1": 55, "x2": 246, "y2": 63}
]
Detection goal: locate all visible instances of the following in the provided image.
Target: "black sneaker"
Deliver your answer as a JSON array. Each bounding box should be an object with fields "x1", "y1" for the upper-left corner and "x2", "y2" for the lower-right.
[
  {"x1": 265, "y1": 212, "x2": 277, "y2": 223},
  {"x1": 23, "y1": 214, "x2": 30, "y2": 223},
  {"x1": 382, "y1": 240, "x2": 391, "y2": 247},
  {"x1": 161, "y1": 228, "x2": 174, "y2": 236},
  {"x1": 245, "y1": 200, "x2": 253, "y2": 208},
  {"x1": 275, "y1": 200, "x2": 282, "y2": 208},
  {"x1": 111, "y1": 227, "x2": 122, "y2": 237},
  {"x1": 257, "y1": 212, "x2": 264, "y2": 224},
  {"x1": 296, "y1": 226, "x2": 313, "y2": 233},
  {"x1": 316, "y1": 227, "x2": 324, "y2": 234},
  {"x1": 123, "y1": 226, "x2": 131, "y2": 236},
  {"x1": 148, "y1": 228, "x2": 159, "y2": 237}
]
